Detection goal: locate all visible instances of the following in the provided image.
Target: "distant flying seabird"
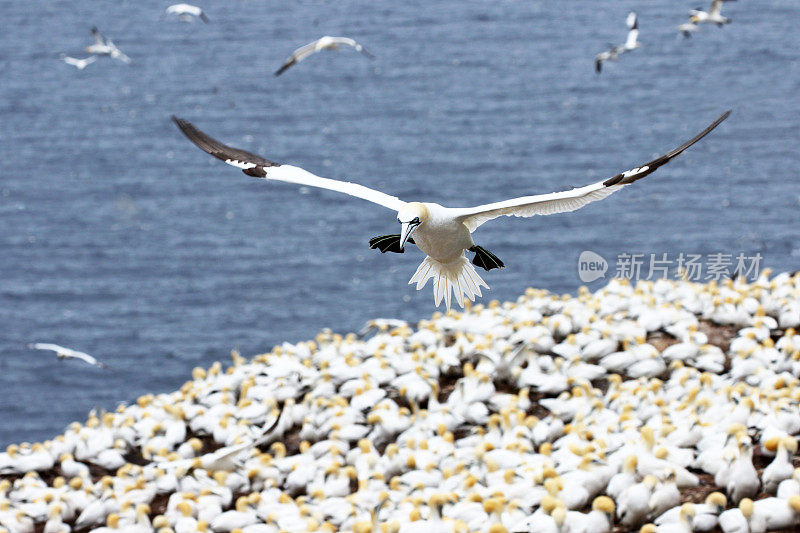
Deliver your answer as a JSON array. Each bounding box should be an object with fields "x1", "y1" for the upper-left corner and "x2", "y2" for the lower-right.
[
  {"x1": 60, "y1": 54, "x2": 98, "y2": 70},
  {"x1": 172, "y1": 111, "x2": 730, "y2": 309},
  {"x1": 690, "y1": 0, "x2": 734, "y2": 26},
  {"x1": 595, "y1": 12, "x2": 640, "y2": 73},
  {"x1": 165, "y1": 3, "x2": 209, "y2": 23},
  {"x1": 678, "y1": 22, "x2": 700, "y2": 37},
  {"x1": 28, "y1": 343, "x2": 109, "y2": 369},
  {"x1": 274, "y1": 36, "x2": 374, "y2": 76},
  {"x1": 86, "y1": 27, "x2": 131, "y2": 64}
]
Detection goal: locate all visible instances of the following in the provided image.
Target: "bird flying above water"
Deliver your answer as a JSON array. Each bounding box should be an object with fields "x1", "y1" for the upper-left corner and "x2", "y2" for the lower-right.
[
  {"x1": 60, "y1": 54, "x2": 97, "y2": 70},
  {"x1": 165, "y1": 3, "x2": 209, "y2": 23},
  {"x1": 172, "y1": 111, "x2": 730, "y2": 309},
  {"x1": 28, "y1": 343, "x2": 109, "y2": 369},
  {"x1": 274, "y1": 36, "x2": 374, "y2": 76},
  {"x1": 86, "y1": 27, "x2": 131, "y2": 64},
  {"x1": 690, "y1": 0, "x2": 734, "y2": 26},
  {"x1": 596, "y1": 12, "x2": 640, "y2": 73}
]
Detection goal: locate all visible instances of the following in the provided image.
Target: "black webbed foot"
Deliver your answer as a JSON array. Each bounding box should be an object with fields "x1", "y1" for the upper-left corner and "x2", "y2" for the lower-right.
[
  {"x1": 369, "y1": 234, "x2": 415, "y2": 254},
  {"x1": 469, "y1": 245, "x2": 505, "y2": 271}
]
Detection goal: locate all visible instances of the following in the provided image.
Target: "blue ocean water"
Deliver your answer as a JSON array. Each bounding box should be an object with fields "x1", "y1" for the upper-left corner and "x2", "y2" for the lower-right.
[{"x1": 1, "y1": 0, "x2": 798, "y2": 445}]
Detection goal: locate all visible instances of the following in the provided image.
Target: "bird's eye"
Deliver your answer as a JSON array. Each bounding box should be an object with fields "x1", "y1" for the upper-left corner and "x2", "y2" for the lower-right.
[{"x1": 412, "y1": 217, "x2": 420, "y2": 224}]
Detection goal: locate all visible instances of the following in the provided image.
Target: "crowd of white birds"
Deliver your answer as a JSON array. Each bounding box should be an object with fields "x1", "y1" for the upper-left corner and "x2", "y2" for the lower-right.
[{"x1": 3, "y1": 270, "x2": 800, "y2": 533}]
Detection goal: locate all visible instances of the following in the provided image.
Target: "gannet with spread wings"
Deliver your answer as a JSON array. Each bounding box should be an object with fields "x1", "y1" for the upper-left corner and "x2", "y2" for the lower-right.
[
  {"x1": 690, "y1": 0, "x2": 734, "y2": 26},
  {"x1": 165, "y1": 3, "x2": 210, "y2": 23},
  {"x1": 28, "y1": 343, "x2": 109, "y2": 369},
  {"x1": 596, "y1": 12, "x2": 640, "y2": 73},
  {"x1": 172, "y1": 111, "x2": 730, "y2": 309},
  {"x1": 274, "y1": 36, "x2": 374, "y2": 76}
]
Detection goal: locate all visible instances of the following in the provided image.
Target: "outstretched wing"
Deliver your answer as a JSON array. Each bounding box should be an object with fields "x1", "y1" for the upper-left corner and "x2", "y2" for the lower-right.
[
  {"x1": 274, "y1": 41, "x2": 319, "y2": 76},
  {"x1": 91, "y1": 27, "x2": 106, "y2": 45},
  {"x1": 453, "y1": 111, "x2": 730, "y2": 232},
  {"x1": 624, "y1": 13, "x2": 639, "y2": 49},
  {"x1": 172, "y1": 117, "x2": 406, "y2": 211}
]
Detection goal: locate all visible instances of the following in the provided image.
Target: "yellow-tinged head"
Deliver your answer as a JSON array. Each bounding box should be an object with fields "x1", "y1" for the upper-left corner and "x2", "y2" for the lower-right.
[
  {"x1": 740, "y1": 498, "x2": 754, "y2": 517},
  {"x1": 788, "y1": 495, "x2": 800, "y2": 512},
  {"x1": 396, "y1": 203, "x2": 429, "y2": 250},
  {"x1": 706, "y1": 492, "x2": 726, "y2": 508},
  {"x1": 592, "y1": 496, "x2": 615, "y2": 514}
]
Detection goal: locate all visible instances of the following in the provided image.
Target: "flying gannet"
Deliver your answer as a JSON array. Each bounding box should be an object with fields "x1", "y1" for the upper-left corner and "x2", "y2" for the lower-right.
[
  {"x1": 28, "y1": 343, "x2": 109, "y2": 369},
  {"x1": 165, "y1": 3, "x2": 210, "y2": 23},
  {"x1": 690, "y1": 0, "x2": 734, "y2": 26},
  {"x1": 274, "y1": 36, "x2": 374, "y2": 76},
  {"x1": 172, "y1": 111, "x2": 730, "y2": 309},
  {"x1": 60, "y1": 54, "x2": 98, "y2": 70},
  {"x1": 678, "y1": 22, "x2": 700, "y2": 38},
  {"x1": 86, "y1": 27, "x2": 131, "y2": 64},
  {"x1": 596, "y1": 12, "x2": 640, "y2": 73}
]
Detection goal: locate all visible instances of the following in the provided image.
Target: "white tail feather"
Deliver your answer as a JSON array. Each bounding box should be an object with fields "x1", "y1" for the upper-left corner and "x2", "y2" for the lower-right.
[{"x1": 409, "y1": 254, "x2": 489, "y2": 310}]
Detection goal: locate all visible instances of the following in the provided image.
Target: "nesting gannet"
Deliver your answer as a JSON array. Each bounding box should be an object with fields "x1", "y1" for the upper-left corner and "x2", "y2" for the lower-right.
[
  {"x1": 274, "y1": 36, "x2": 374, "y2": 76},
  {"x1": 28, "y1": 343, "x2": 109, "y2": 369},
  {"x1": 690, "y1": 0, "x2": 734, "y2": 26},
  {"x1": 60, "y1": 54, "x2": 98, "y2": 70},
  {"x1": 165, "y1": 3, "x2": 210, "y2": 23},
  {"x1": 595, "y1": 12, "x2": 640, "y2": 73},
  {"x1": 173, "y1": 112, "x2": 729, "y2": 308},
  {"x1": 86, "y1": 27, "x2": 131, "y2": 64}
]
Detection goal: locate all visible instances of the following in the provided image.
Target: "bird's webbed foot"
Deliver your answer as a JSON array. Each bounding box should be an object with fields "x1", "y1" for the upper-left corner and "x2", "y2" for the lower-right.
[
  {"x1": 469, "y1": 245, "x2": 505, "y2": 271},
  {"x1": 369, "y1": 234, "x2": 415, "y2": 254}
]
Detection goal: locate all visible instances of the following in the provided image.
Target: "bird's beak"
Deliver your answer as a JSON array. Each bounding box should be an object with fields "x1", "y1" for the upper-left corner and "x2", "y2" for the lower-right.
[{"x1": 399, "y1": 221, "x2": 418, "y2": 250}]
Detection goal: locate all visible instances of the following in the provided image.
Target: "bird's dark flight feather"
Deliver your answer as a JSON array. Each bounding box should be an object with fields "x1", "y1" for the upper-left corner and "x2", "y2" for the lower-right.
[{"x1": 171, "y1": 116, "x2": 279, "y2": 177}]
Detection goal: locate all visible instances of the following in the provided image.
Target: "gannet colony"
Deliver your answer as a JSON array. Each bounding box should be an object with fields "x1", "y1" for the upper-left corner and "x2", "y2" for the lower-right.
[{"x1": 3, "y1": 271, "x2": 800, "y2": 533}]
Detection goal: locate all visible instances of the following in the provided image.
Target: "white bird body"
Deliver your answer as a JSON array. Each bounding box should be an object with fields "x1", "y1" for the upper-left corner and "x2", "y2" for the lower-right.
[
  {"x1": 727, "y1": 444, "x2": 759, "y2": 504},
  {"x1": 60, "y1": 55, "x2": 97, "y2": 70},
  {"x1": 595, "y1": 12, "x2": 639, "y2": 73},
  {"x1": 752, "y1": 496, "x2": 800, "y2": 530},
  {"x1": 275, "y1": 36, "x2": 374, "y2": 75},
  {"x1": 172, "y1": 112, "x2": 729, "y2": 309},
  {"x1": 28, "y1": 343, "x2": 108, "y2": 369},
  {"x1": 165, "y1": 3, "x2": 209, "y2": 22},
  {"x1": 761, "y1": 437, "x2": 797, "y2": 493},
  {"x1": 690, "y1": 0, "x2": 732, "y2": 25},
  {"x1": 86, "y1": 28, "x2": 131, "y2": 63},
  {"x1": 678, "y1": 22, "x2": 700, "y2": 37}
]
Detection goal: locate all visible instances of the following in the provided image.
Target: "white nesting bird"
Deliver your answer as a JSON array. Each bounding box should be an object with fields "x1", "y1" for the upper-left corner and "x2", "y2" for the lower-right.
[
  {"x1": 595, "y1": 12, "x2": 640, "y2": 73},
  {"x1": 690, "y1": 0, "x2": 734, "y2": 26},
  {"x1": 60, "y1": 54, "x2": 97, "y2": 70},
  {"x1": 172, "y1": 111, "x2": 729, "y2": 309},
  {"x1": 274, "y1": 36, "x2": 374, "y2": 76},
  {"x1": 28, "y1": 343, "x2": 109, "y2": 369},
  {"x1": 165, "y1": 3, "x2": 209, "y2": 22}
]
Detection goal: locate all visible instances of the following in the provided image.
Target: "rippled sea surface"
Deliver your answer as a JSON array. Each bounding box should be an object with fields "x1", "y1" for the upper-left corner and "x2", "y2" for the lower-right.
[{"x1": 1, "y1": 0, "x2": 798, "y2": 445}]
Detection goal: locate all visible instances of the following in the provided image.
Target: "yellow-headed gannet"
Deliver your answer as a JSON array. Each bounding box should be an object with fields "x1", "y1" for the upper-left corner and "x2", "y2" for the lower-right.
[
  {"x1": 690, "y1": 0, "x2": 734, "y2": 26},
  {"x1": 60, "y1": 54, "x2": 98, "y2": 70},
  {"x1": 28, "y1": 343, "x2": 109, "y2": 369},
  {"x1": 274, "y1": 36, "x2": 374, "y2": 76},
  {"x1": 596, "y1": 12, "x2": 639, "y2": 73},
  {"x1": 172, "y1": 111, "x2": 730, "y2": 309},
  {"x1": 165, "y1": 3, "x2": 209, "y2": 23},
  {"x1": 86, "y1": 27, "x2": 131, "y2": 64}
]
